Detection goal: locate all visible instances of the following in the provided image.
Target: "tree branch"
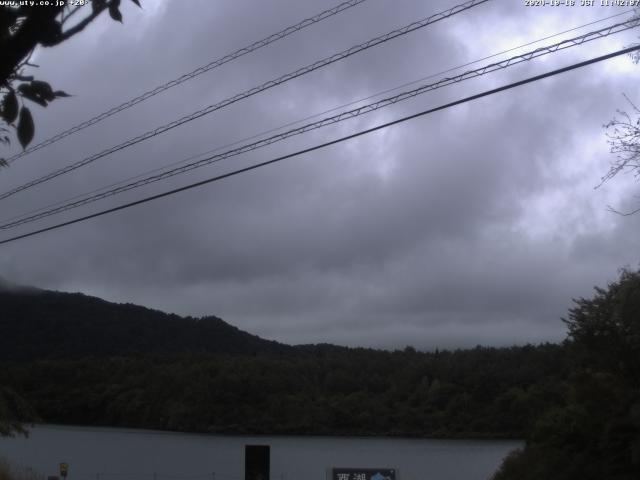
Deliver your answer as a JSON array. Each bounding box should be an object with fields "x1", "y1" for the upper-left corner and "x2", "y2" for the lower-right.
[{"x1": 57, "y1": 2, "x2": 112, "y2": 43}]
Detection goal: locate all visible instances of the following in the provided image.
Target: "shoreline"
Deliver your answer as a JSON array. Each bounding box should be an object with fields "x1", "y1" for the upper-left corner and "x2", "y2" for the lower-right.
[{"x1": 18, "y1": 423, "x2": 525, "y2": 442}]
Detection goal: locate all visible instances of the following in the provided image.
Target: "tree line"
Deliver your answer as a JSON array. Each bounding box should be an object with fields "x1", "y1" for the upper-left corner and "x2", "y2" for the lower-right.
[{"x1": 0, "y1": 343, "x2": 567, "y2": 438}]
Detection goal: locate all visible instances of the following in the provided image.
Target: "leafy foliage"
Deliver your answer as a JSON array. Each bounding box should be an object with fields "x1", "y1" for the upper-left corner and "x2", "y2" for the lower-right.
[
  {"x1": 16, "y1": 106, "x2": 33, "y2": 149},
  {"x1": 2, "y1": 90, "x2": 17, "y2": 123},
  {"x1": 0, "y1": 0, "x2": 141, "y2": 156},
  {"x1": 493, "y1": 268, "x2": 640, "y2": 480},
  {"x1": 109, "y1": 0, "x2": 123, "y2": 23}
]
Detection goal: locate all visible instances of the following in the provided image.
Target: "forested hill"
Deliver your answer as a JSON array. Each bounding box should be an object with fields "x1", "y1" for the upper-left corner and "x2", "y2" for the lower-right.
[
  {"x1": 3, "y1": 271, "x2": 638, "y2": 477},
  {"x1": 0, "y1": 284, "x2": 292, "y2": 360},
  {"x1": 0, "y1": 280, "x2": 575, "y2": 440},
  {"x1": 0, "y1": 281, "x2": 572, "y2": 439}
]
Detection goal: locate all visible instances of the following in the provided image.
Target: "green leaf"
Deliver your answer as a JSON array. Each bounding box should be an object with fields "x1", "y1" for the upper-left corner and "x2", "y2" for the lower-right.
[
  {"x1": 2, "y1": 90, "x2": 18, "y2": 124},
  {"x1": 109, "y1": 0, "x2": 123, "y2": 22},
  {"x1": 17, "y1": 84, "x2": 48, "y2": 107},
  {"x1": 17, "y1": 107, "x2": 34, "y2": 149},
  {"x1": 30, "y1": 80, "x2": 55, "y2": 101},
  {"x1": 20, "y1": 92, "x2": 47, "y2": 107}
]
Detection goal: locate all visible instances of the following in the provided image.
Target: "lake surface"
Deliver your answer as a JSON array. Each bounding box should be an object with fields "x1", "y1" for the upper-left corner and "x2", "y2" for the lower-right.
[{"x1": 0, "y1": 425, "x2": 521, "y2": 480}]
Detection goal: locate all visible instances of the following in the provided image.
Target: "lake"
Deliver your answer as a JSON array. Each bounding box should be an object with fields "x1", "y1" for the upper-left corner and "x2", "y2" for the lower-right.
[{"x1": 0, "y1": 425, "x2": 521, "y2": 480}]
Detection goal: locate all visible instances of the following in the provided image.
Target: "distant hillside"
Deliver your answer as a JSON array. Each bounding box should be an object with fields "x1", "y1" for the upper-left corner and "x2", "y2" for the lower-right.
[
  {"x1": 0, "y1": 281, "x2": 574, "y2": 439},
  {"x1": 0, "y1": 285, "x2": 292, "y2": 360}
]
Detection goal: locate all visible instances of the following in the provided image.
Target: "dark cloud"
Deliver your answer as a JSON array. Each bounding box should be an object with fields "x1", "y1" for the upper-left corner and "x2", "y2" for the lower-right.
[{"x1": 1, "y1": 0, "x2": 639, "y2": 349}]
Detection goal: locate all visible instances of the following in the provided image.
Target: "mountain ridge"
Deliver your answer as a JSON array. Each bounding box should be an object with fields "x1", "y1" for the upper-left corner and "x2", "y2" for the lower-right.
[{"x1": 0, "y1": 285, "x2": 293, "y2": 360}]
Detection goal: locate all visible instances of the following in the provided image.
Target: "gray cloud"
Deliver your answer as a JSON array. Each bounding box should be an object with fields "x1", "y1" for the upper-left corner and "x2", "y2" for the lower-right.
[{"x1": 1, "y1": 0, "x2": 639, "y2": 350}]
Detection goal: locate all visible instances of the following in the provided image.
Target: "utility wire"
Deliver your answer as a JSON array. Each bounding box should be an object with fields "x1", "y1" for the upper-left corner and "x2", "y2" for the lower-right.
[
  {"x1": 4, "y1": 8, "x2": 631, "y2": 226},
  {"x1": 0, "y1": 0, "x2": 490, "y2": 201},
  {"x1": 1, "y1": 44, "x2": 637, "y2": 246},
  {"x1": 4, "y1": 0, "x2": 371, "y2": 164},
  {"x1": 1, "y1": 17, "x2": 637, "y2": 230}
]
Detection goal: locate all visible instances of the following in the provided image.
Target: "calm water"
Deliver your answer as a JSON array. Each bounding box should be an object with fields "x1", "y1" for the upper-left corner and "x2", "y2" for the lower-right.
[{"x1": 0, "y1": 425, "x2": 521, "y2": 480}]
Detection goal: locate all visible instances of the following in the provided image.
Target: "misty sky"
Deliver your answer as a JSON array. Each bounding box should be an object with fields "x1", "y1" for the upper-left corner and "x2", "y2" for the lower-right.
[{"x1": 1, "y1": 0, "x2": 639, "y2": 349}]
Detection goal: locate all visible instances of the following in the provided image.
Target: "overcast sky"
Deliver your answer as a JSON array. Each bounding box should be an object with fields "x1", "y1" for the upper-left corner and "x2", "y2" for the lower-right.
[{"x1": 1, "y1": 0, "x2": 639, "y2": 350}]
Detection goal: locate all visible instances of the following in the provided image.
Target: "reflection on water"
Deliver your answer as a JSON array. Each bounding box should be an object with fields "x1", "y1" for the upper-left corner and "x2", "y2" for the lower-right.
[{"x1": 0, "y1": 425, "x2": 521, "y2": 480}]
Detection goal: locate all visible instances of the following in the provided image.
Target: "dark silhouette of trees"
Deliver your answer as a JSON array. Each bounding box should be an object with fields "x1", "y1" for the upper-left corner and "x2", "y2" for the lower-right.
[{"x1": 493, "y1": 268, "x2": 640, "y2": 480}]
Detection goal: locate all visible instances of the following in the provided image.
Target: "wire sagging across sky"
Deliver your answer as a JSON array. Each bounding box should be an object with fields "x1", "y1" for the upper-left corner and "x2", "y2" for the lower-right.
[
  {"x1": 1, "y1": 16, "x2": 638, "y2": 231},
  {"x1": 0, "y1": 0, "x2": 491, "y2": 202},
  {"x1": 4, "y1": 0, "x2": 372, "y2": 164},
  {"x1": 1, "y1": 44, "x2": 638, "y2": 246},
  {"x1": 3, "y1": 9, "x2": 631, "y2": 228}
]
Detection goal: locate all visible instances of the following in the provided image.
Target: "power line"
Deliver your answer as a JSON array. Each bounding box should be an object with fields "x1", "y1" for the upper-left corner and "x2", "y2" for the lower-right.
[
  {"x1": 4, "y1": 8, "x2": 630, "y2": 226},
  {"x1": 1, "y1": 44, "x2": 637, "y2": 247},
  {"x1": 0, "y1": 0, "x2": 490, "y2": 201},
  {"x1": 4, "y1": 0, "x2": 371, "y2": 164},
  {"x1": 2, "y1": 16, "x2": 637, "y2": 230},
  {"x1": 3, "y1": 16, "x2": 635, "y2": 228}
]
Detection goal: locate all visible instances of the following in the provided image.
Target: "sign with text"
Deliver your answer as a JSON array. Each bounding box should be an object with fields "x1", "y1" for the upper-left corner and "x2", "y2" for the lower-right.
[{"x1": 331, "y1": 468, "x2": 396, "y2": 480}]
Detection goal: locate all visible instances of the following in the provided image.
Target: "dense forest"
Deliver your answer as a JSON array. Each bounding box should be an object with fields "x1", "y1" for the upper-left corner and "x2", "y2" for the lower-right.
[
  {"x1": 1, "y1": 270, "x2": 639, "y2": 478},
  {"x1": 0, "y1": 344, "x2": 568, "y2": 438}
]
